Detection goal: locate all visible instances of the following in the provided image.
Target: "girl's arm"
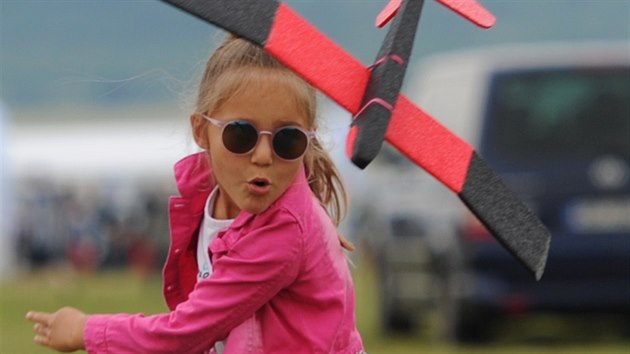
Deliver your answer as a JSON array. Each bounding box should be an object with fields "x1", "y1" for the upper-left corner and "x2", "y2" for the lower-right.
[
  {"x1": 29, "y1": 208, "x2": 302, "y2": 354},
  {"x1": 26, "y1": 307, "x2": 87, "y2": 352}
]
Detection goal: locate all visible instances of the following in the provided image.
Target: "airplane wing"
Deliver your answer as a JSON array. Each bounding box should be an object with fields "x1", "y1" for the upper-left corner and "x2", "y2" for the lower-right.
[
  {"x1": 160, "y1": 0, "x2": 550, "y2": 280},
  {"x1": 436, "y1": 0, "x2": 496, "y2": 28},
  {"x1": 377, "y1": 0, "x2": 496, "y2": 29}
]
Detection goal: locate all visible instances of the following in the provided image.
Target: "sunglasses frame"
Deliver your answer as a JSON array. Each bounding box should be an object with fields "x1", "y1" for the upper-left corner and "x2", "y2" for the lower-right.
[{"x1": 201, "y1": 115, "x2": 315, "y2": 161}]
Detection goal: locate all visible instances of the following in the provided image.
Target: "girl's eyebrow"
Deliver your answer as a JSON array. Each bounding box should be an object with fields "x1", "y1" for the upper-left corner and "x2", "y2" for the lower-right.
[
  {"x1": 230, "y1": 117, "x2": 297, "y2": 126},
  {"x1": 230, "y1": 117, "x2": 308, "y2": 130},
  {"x1": 276, "y1": 119, "x2": 301, "y2": 126}
]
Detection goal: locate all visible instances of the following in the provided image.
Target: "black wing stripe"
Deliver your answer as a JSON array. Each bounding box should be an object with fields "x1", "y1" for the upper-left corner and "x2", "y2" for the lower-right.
[{"x1": 459, "y1": 152, "x2": 551, "y2": 280}]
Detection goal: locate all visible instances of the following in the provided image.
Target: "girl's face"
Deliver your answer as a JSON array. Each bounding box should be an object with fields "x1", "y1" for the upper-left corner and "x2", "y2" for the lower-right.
[{"x1": 194, "y1": 77, "x2": 310, "y2": 219}]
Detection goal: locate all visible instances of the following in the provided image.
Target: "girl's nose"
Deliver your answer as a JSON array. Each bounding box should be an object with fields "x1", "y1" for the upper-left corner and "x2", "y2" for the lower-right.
[{"x1": 251, "y1": 134, "x2": 273, "y2": 165}]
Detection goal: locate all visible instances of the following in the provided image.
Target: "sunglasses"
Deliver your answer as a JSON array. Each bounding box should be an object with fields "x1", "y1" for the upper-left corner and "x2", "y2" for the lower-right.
[{"x1": 201, "y1": 115, "x2": 315, "y2": 161}]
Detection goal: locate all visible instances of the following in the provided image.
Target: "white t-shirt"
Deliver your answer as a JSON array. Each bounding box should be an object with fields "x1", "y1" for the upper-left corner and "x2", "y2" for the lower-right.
[
  {"x1": 197, "y1": 188, "x2": 234, "y2": 353},
  {"x1": 197, "y1": 187, "x2": 234, "y2": 282}
]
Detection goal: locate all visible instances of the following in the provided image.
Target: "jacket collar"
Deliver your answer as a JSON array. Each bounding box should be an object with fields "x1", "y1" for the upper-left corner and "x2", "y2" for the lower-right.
[{"x1": 173, "y1": 152, "x2": 214, "y2": 199}]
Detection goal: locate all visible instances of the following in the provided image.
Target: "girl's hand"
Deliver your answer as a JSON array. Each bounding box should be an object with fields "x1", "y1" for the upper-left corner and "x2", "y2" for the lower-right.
[{"x1": 26, "y1": 307, "x2": 88, "y2": 352}]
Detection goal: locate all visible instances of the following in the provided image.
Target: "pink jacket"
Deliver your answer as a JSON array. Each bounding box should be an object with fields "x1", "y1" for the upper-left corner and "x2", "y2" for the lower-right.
[{"x1": 84, "y1": 152, "x2": 364, "y2": 353}]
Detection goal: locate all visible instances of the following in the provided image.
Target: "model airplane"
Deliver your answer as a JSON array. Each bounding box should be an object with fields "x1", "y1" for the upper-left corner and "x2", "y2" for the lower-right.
[{"x1": 159, "y1": 0, "x2": 551, "y2": 280}]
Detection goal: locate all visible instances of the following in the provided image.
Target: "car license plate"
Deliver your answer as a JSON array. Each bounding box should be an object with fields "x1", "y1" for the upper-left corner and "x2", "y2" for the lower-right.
[{"x1": 565, "y1": 198, "x2": 630, "y2": 233}]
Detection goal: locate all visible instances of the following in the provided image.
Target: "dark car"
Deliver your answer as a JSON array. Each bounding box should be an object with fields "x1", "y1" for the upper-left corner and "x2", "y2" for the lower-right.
[{"x1": 354, "y1": 42, "x2": 630, "y2": 341}]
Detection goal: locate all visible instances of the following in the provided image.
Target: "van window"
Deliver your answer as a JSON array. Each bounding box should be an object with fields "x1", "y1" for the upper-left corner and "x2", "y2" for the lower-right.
[{"x1": 483, "y1": 68, "x2": 630, "y2": 163}]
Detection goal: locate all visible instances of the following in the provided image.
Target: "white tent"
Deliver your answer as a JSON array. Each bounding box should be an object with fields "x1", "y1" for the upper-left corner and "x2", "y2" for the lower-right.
[{"x1": 9, "y1": 115, "x2": 195, "y2": 181}]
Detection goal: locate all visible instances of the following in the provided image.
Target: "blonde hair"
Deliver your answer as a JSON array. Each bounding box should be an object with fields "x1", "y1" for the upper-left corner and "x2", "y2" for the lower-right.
[{"x1": 194, "y1": 35, "x2": 354, "y2": 251}]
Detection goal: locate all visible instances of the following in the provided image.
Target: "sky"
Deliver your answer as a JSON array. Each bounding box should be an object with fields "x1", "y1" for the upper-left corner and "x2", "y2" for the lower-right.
[{"x1": 1, "y1": 0, "x2": 628, "y2": 113}]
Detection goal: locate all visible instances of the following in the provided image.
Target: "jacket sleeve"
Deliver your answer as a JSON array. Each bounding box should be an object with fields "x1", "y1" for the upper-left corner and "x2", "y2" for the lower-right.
[{"x1": 84, "y1": 208, "x2": 303, "y2": 354}]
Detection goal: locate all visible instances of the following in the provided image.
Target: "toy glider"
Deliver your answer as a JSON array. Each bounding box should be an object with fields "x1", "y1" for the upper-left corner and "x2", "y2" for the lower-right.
[
  {"x1": 348, "y1": 0, "x2": 424, "y2": 169},
  {"x1": 160, "y1": 0, "x2": 550, "y2": 280}
]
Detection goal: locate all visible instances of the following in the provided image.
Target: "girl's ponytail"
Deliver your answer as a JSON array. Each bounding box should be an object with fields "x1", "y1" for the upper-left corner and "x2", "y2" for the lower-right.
[{"x1": 305, "y1": 137, "x2": 355, "y2": 252}]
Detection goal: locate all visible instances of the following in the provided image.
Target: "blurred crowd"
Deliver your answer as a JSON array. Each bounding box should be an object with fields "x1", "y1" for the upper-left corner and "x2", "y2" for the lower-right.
[{"x1": 12, "y1": 176, "x2": 175, "y2": 274}]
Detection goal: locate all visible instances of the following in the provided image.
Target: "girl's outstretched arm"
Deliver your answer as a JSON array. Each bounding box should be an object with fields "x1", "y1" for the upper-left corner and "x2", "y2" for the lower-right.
[{"x1": 26, "y1": 307, "x2": 88, "y2": 352}]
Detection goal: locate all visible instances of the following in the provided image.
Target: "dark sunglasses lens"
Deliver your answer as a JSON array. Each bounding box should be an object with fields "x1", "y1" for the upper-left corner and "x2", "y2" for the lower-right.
[
  {"x1": 223, "y1": 121, "x2": 258, "y2": 154},
  {"x1": 273, "y1": 128, "x2": 308, "y2": 160}
]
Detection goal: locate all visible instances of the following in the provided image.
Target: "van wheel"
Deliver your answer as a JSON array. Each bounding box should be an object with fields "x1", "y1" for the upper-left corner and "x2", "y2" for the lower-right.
[
  {"x1": 378, "y1": 262, "x2": 417, "y2": 333},
  {"x1": 382, "y1": 305, "x2": 415, "y2": 332},
  {"x1": 451, "y1": 305, "x2": 496, "y2": 343},
  {"x1": 437, "y1": 297, "x2": 497, "y2": 343},
  {"x1": 433, "y1": 272, "x2": 496, "y2": 343}
]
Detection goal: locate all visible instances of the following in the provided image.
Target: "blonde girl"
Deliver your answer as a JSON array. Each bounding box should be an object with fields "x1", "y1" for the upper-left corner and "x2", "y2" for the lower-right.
[{"x1": 27, "y1": 35, "x2": 365, "y2": 354}]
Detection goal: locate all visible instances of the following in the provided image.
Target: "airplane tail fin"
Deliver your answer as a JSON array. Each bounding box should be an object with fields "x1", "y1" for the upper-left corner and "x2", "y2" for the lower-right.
[{"x1": 436, "y1": 0, "x2": 496, "y2": 28}]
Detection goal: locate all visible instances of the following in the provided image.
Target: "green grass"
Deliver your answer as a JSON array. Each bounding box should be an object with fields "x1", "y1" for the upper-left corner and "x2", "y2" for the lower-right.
[
  {"x1": 1, "y1": 267, "x2": 166, "y2": 354},
  {"x1": 1, "y1": 262, "x2": 628, "y2": 353}
]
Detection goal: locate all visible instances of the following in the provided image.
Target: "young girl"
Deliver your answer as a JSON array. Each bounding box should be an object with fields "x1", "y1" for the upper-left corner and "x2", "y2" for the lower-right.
[{"x1": 26, "y1": 35, "x2": 365, "y2": 353}]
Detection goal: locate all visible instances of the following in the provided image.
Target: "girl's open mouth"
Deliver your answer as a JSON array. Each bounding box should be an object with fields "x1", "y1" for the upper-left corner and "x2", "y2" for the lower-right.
[{"x1": 248, "y1": 178, "x2": 271, "y2": 195}]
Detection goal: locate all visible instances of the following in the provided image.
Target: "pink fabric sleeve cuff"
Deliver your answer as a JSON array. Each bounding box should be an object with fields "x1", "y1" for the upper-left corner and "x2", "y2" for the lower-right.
[{"x1": 83, "y1": 315, "x2": 109, "y2": 354}]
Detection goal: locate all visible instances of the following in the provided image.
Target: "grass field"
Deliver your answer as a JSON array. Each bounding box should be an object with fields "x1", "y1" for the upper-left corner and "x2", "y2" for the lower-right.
[{"x1": 1, "y1": 261, "x2": 628, "y2": 353}]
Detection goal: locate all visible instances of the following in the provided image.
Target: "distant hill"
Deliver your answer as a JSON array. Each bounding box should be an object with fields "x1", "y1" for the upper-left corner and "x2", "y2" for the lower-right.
[{"x1": 1, "y1": 0, "x2": 628, "y2": 113}]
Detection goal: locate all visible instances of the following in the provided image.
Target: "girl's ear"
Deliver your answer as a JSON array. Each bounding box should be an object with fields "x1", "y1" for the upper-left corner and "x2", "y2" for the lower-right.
[{"x1": 190, "y1": 114, "x2": 210, "y2": 150}]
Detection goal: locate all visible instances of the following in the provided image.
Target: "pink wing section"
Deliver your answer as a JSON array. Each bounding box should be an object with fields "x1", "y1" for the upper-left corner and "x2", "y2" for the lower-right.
[
  {"x1": 267, "y1": 4, "x2": 473, "y2": 193},
  {"x1": 436, "y1": 0, "x2": 496, "y2": 28},
  {"x1": 386, "y1": 96, "x2": 473, "y2": 194},
  {"x1": 375, "y1": 0, "x2": 402, "y2": 28}
]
